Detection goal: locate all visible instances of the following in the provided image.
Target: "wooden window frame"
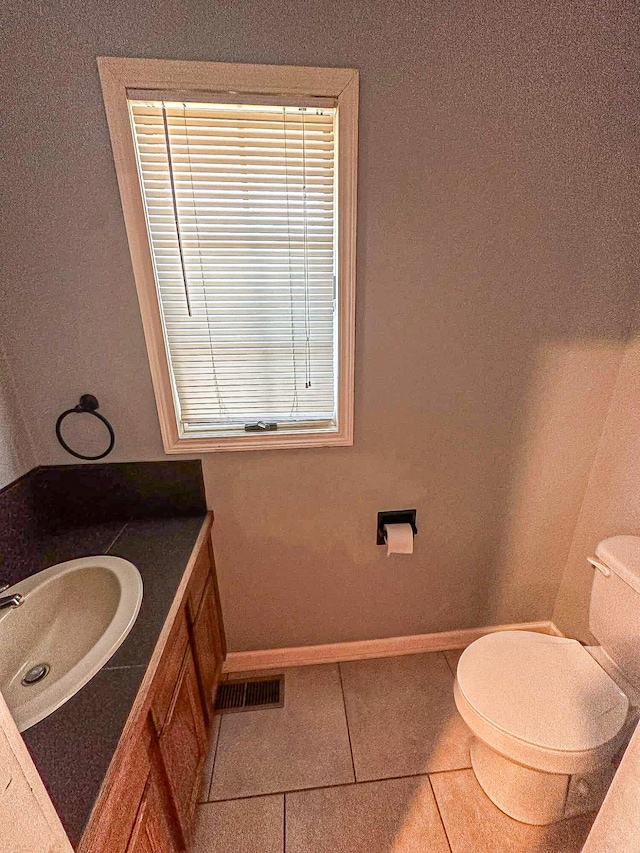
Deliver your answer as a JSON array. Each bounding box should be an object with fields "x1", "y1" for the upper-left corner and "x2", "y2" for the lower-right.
[{"x1": 98, "y1": 58, "x2": 358, "y2": 453}]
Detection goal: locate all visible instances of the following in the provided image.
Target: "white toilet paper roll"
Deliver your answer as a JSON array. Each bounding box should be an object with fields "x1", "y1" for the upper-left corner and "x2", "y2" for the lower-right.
[{"x1": 384, "y1": 523, "x2": 414, "y2": 556}]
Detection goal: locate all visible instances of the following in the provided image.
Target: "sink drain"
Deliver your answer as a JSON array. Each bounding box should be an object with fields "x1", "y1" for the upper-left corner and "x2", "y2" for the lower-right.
[{"x1": 21, "y1": 664, "x2": 50, "y2": 686}]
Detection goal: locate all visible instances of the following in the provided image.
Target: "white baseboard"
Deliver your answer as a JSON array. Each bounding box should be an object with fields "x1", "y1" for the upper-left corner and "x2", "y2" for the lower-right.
[{"x1": 222, "y1": 620, "x2": 564, "y2": 673}]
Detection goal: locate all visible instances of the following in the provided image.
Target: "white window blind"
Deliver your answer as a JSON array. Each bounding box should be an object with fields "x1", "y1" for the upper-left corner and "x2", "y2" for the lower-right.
[{"x1": 128, "y1": 98, "x2": 338, "y2": 437}]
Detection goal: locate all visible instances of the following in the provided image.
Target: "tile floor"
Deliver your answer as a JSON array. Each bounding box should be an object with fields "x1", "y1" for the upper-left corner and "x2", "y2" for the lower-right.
[{"x1": 195, "y1": 651, "x2": 596, "y2": 853}]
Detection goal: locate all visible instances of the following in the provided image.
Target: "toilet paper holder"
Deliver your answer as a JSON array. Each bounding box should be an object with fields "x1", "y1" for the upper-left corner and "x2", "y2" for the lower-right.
[{"x1": 376, "y1": 510, "x2": 418, "y2": 545}]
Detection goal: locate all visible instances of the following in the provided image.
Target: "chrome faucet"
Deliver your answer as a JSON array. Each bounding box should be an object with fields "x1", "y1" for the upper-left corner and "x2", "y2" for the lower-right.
[{"x1": 0, "y1": 581, "x2": 22, "y2": 609}]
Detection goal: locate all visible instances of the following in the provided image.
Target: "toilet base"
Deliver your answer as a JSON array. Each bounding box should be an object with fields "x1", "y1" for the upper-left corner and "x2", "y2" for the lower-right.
[{"x1": 470, "y1": 738, "x2": 616, "y2": 825}]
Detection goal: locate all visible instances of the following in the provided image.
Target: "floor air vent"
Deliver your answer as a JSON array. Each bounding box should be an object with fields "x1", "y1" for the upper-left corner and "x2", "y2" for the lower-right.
[{"x1": 215, "y1": 675, "x2": 284, "y2": 714}]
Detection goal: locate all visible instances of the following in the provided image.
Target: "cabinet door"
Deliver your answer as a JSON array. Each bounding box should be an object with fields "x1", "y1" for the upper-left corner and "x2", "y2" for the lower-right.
[
  {"x1": 159, "y1": 643, "x2": 207, "y2": 846},
  {"x1": 190, "y1": 576, "x2": 224, "y2": 724},
  {"x1": 150, "y1": 610, "x2": 190, "y2": 735},
  {"x1": 187, "y1": 538, "x2": 226, "y2": 661},
  {"x1": 127, "y1": 771, "x2": 180, "y2": 853}
]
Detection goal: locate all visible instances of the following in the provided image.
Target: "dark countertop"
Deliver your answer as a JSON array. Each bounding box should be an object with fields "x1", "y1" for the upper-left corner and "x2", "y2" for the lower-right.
[{"x1": 21, "y1": 514, "x2": 207, "y2": 847}]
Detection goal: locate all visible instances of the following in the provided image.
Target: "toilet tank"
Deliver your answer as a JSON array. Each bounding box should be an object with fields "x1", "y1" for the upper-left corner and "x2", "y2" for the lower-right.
[{"x1": 589, "y1": 535, "x2": 640, "y2": 688}]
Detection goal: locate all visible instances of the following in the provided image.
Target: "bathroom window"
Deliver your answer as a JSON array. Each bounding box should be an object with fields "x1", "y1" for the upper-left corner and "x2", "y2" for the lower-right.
[{"x1": 99, "y1": 58, "x2": 358, "y2": 452}]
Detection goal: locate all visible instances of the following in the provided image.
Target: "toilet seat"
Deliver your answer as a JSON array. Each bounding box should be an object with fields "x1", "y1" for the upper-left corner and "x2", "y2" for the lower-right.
[{"x1": 454, "y1": 631, "x2": 630, "y2": 775}]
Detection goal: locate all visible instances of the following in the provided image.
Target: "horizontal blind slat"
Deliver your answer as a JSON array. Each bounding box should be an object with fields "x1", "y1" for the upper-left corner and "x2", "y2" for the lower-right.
[{"x1": 130, "y1": 97, "x2": 337, "y2": 432}]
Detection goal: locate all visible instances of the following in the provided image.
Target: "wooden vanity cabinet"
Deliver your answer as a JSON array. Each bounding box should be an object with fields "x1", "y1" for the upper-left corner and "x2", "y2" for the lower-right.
[
  {"x1": 156, "y1": 643, "x2": 207, "y2": 848},
  {"x1": 127, "y1": 723, "x2": 181, "y2": 853},
  {"x1": 79, "y1": 514, "x2": 225, "y2": 853},
  {"x1": 189, "y1": 575, "x2": 223, "y2": 725},
  {"x1": 127, "y1": 774, "x2": 180, "y2": 853}
]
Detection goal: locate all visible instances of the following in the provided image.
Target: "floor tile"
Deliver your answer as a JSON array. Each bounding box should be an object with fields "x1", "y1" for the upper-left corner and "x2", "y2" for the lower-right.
[
  {"x1": 286, "y1": 776, "x2": 451, "y2": 853},
  {"x1": 430, "y1": 768, "x2": 596, "y2": 853},
  {"x1": 443, "y1": 648, "x2": 464, "y2": 676},
  {"x1": 340, "y1": 653, "x2": 472, "y2": 780},
  {"x1": 209, "y1": 665, "x2": 354, "y2": 800},
  {"x1": 193, "y1": 795, "x2": 283, "y2": 853},
  {"x1": 199, "y1": 715, "x2": 221, "y2": 803}
]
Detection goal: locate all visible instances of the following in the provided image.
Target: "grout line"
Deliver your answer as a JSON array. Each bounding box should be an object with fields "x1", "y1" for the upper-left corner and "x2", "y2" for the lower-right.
[
  {"x1": 105, "y1": 520, "x2": 130, "y2": 553},
  {"x1": 205, "y1": 768, "x2": 471, "y2": 805},
  {"x1": 426, "y1": 766, "x2": 471, "y2": 776},
  {"x1": 205, "y1": 716, "x2": 224, "y2": 801},
  {"x1": 197, "y1": 718, "x2": 221, "y2": 803},
  {"x1": 441, "y1": 649, "x2": 461, "y2": 678},
  {"x1": 102, "y1": 663, "x2": 147, "y2": 672},
  {"x1": 337, "y1": 662, "x2": 357, "y2": 782},
  {"x1": 428, "y1": 774, "x2": 454, "y2": 853}
]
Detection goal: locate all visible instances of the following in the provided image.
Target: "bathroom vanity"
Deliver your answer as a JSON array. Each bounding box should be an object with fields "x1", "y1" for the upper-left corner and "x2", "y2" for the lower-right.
[{"x1": 0, "y1": 461, "x2": 225, "y2": 852}]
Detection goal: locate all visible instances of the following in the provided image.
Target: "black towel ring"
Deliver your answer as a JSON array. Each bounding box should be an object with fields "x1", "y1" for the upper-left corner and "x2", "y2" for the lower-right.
[{"x1": 55, "y1": 394, "x2": 115, "y2": 461}]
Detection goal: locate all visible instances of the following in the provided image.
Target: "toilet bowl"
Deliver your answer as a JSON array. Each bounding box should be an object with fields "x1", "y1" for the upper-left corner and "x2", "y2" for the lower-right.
[{"x1": 454, "y1": 535, "x2": 640, "y2": 825}]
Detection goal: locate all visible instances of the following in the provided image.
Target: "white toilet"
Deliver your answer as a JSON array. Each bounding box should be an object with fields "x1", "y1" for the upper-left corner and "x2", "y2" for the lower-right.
[{"x1": 454, "y1": 535, "x2": 640, "y2": 825}]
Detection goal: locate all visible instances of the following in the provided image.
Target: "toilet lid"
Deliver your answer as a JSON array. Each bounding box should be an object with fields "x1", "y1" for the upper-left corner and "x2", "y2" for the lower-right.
[{"x1": 457, "y1": 631, "x2": 629, "y2": 753}]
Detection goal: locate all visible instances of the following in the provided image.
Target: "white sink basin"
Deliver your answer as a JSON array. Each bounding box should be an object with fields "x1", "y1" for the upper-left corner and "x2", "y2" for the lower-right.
[{"x1": 0, "y1": 556, "x2": 143, "y2": 732}]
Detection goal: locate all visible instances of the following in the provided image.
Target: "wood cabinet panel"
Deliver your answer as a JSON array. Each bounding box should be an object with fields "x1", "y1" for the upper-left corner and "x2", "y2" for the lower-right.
[
  {"x1": 127, "y1": 765, "x2": 181, "y2": 853},
  {"x1": 207, "y1": 540, "x2": 227, "y2": 660},
  {"x1": 150, "y1": 611, "x2": 189, "y2": 734},
  {"x1": 187, "y1": 542, "x2": 211, "y2": 621},
  {"x1": 190, "y1": 577, "x2": 223, "y2": 724},
  {"x1": 158, "y1": 644, "x2": 207, "y2": 847}
]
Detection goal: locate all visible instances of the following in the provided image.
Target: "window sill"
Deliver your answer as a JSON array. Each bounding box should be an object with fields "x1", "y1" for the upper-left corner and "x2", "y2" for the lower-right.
[{"x1": 161, "y1": 425, "x2": 354, "y2": 453}]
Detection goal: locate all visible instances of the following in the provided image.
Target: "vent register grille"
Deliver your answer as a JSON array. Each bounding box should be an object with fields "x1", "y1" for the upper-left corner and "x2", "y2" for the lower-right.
[
  {"x1": 215, "y1": 676, "x2": 284, "y2": 714},
  {"x1": 129, "y1": 99, "x2": 338, "y2": 438}
]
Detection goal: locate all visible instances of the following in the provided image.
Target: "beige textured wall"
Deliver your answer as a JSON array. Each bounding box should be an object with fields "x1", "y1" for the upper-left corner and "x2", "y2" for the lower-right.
[
  {"x1": 473, "y1": 341, "x2": 626, "y2": 628},
  {"x1": 553, "y1": 321, "x2": 640, "y2": 642},
  {"x1": 0, "y1": 342, "x2": 37, "y2": 489},
  {"x1": 1, "y1": 1, "x2": 639, "y2": 650}
]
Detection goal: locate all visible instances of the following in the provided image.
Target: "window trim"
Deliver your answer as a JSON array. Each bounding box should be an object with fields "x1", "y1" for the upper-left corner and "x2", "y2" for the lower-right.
[{"x1": 98, "y1": 57, "x2": 358, "y2": 452}]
